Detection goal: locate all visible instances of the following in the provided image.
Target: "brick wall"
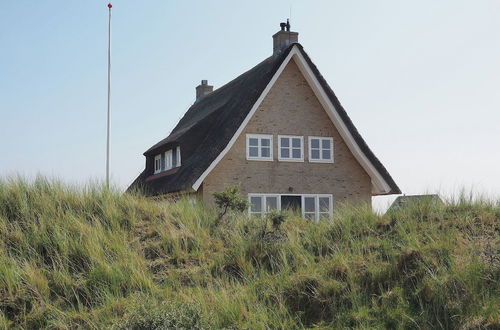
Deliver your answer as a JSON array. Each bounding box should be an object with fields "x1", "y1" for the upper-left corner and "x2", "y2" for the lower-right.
[{"x1": 201, "y1": 59, "x2": 372, "y2": 208}]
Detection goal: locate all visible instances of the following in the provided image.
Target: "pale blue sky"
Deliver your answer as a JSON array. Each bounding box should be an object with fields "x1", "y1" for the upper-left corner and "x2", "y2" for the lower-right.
[{"x1": 1, "y1": 1, "x2": 499, "y2": 210}]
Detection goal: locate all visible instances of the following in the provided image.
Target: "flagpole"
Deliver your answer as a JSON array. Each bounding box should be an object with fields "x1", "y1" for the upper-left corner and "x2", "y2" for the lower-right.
[{"x1": 106, "y1": 3, "x2": 112, "y2": 189}]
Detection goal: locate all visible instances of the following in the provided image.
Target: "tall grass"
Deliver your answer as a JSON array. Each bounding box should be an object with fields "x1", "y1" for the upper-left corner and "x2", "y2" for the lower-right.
[{"x1": 0, "y1": 176, "x2": 498, "y2": 328}]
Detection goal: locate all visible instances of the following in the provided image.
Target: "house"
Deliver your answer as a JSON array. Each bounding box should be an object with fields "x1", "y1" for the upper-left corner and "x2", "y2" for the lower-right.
[
  {"x1": 128, "y1": 22, "x2": 401, "y2": 220},
  {"x1": 387, "y1": 194, "x2": 443, "y2": 212}
]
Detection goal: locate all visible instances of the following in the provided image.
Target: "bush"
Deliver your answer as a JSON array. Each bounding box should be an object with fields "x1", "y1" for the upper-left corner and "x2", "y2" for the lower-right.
[
  {"x1": 213, "y1": 185, "x2": 248, "y2": 223},
  {"x1": 267, "y1": 210, "x2": 288, "y2": 231}
]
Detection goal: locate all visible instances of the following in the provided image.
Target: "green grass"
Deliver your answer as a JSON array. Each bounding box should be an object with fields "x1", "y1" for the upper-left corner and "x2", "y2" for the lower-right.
[{"x1": 0, "y1": 176, "x2": 498, "y2": 329}]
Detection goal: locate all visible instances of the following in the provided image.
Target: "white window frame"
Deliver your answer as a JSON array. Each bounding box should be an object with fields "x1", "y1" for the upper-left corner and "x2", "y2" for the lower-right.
[
  {"x1": 308, "y1": 136, "x2": 334, "y2": 163},
  {"x1": 176, "y1": 146, "x2": 181, "y2": 167},
  {"x1": 246, "y1": 134, "x2": 273, "y2": 161},
  {"x1": 301, "y1": 194, "x2": 333, "y2": 221},
  {"x1": 278, "y1": 135, "x2": 304, "y2": 162},
  {"x1": 164, "y1": 149, "x2": 173, "y2": 170},
  {"x1": 248, "y1": 194, "x2": 281, "y2": 217},
  {"x1": 154, "y1": 154, "x2": 162, "y2": 174},
  {"x1": 248, "y1": 193, "x2": 333, "y2": 221}
]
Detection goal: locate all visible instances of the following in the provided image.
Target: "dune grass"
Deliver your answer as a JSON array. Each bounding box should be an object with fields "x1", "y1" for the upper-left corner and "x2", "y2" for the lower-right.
[{"x1": 0, "y1": 177, "x2": 498, "y2": 329}]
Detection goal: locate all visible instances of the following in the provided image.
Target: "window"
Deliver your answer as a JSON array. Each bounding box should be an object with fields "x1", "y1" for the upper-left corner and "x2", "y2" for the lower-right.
[
  {"x1": 176, "y1": 146, "x2": 181, "y2": 167},
  {"x1": 164, "y1": 149, "x2": 173, "y2": 170},
  {"x1": 309, "y1": 137, "x2": 334, "y2": 163},
  {"x1": 246, "y1": 134, "x2": 273, "y2": 161},
  {"x1": 278, "y1": 135, "x2": 304, "y2": 161},
  {"x1": 302, "y1": 195, "x2": 333, "y2": 221},
  {"x1": 154, "y1": 154, "x2": 162, "y2": 174},
  {"x1": 248, "y1": 193, "x2": 332, "y2": 221},
  {"x1": 303, "y1": 196, "x2": 316, "y2": 220},
  {"x1": 248, "y1": 194, "x2": 280, "y2": 217}
]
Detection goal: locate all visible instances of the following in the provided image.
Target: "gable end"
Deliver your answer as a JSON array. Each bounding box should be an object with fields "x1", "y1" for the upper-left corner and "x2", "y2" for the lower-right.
[{"x1": 192, "y1": 44, "x2": 400, "y2": 195}]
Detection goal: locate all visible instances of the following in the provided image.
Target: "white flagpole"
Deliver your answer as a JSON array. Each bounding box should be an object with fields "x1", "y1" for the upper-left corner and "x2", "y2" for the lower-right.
[{"x1": 106, "y1": 3, "x2": 112, "y2": 188}]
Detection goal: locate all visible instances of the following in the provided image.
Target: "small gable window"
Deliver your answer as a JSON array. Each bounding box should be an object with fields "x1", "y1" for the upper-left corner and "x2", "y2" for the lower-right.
[
  {"x1": 279, "y1": 135, "x2": 304, "y2": 161},
  {"x1": 309, "y1": 137, "x2": 334, "y2": 163},
  {"x1": 165, "y1": 149, "x2": 173, "y2": 170},
  {"x1": 154, "y1": 154, "x2": 162, "y2": 174},
  {"x1": 246, "y1": 134, "x2": 273, "y2": 161}
]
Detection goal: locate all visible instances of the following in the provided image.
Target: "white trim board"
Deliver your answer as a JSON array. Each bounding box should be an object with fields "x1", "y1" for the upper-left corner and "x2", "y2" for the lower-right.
[
  {"x1": 191, "y1": 48, "x2": 295, "y2": 190},
  {"x1": 192, "y1": 45, "x2": 391, "y2": 194}
]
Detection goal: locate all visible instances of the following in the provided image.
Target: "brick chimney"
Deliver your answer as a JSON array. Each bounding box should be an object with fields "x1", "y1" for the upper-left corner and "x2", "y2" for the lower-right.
[
  {"x1": 272, "y1": 20, "x2": 298, "y2": 55},
  {"x1": 196, "y1": 80, "x2": 213, "y2": 101}
]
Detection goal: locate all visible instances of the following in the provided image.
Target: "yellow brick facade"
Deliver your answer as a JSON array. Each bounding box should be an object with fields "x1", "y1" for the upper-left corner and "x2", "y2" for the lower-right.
[{"x1": 201, "y1": 59, "x2": 372, "y2": 208}]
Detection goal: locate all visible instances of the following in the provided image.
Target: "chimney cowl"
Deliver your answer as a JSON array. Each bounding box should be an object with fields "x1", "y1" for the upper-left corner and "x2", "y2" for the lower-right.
[{"x1": 195, "y1": 80, "x2": 213, "y2": 101}]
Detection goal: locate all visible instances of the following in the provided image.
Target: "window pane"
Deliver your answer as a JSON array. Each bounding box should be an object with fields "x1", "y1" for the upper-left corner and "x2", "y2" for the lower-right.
[
  {"x1": 311, "y1": 139, "x2": 319, "y2": 149},
  {"x1": 281, "y1": 148, "x2": 290, "y2": 158},
  {"x1": 292, "y1": 138, "x2": 301, "y2": 148},
  {"x1": 322, "y1": 139, "x2": 331, "y2": 149},
  {"x1": 319, "y1": 197, "x2": 330, "y2": 212},
  {"x1": 311, "y1": 150, "x2": 320, "y2": 159},
  {"x1": 172, "y1": 150, "x2": 177, "y2": 167},
  {"x1": 305, "y1": 213, "x2": 315, "y2": 221},
  {"x1": 249, "y1": 138, "x2": 258, "y2": 146},
  {"x1": 280, "y1": 138, "x2": 289, "y2": 147},
  {"x1": 319, "y1": 213, "x2": 330, "y2": 221},
  {"x1": 261, "y1": 147, "x2": 270, "y2": 158},
  {"x1": 249, "y1": 147, "x2": 258, "y2": 157},
  {"x1": 304, "y1": 197, "x2": 315, "y2": 212},
  {"x1": 292, "y1": 149, "x2": 301, "y2": 159},
  {"x1": 261, "y1": 138, "x2": 270, "y2": 147},
  {"x1": 266, "y1": 197, "x2": 278, "y2": 211},
  {"x1": 250, "y1": 197, "x2": 262, "y2": 213},
  {"x1": 322, "y1": 150, "x2": 331, "y2": 160}
]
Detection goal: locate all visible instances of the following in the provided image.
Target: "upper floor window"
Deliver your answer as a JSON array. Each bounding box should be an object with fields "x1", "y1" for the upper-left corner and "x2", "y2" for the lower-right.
[
  {"x1": 309, "y1": 137, "x2": 333, "y2": 163},
  {"x1": 246, "y1": 134, "x2": 273, "y2": 161},
  {"x1": 176, "y1": 146, "x2": 181, "y2": 167},
  {"x1": 153, "y1": 146, "x2": 181, "y2": 175},
  {"x1": 165, "y1": 149, "x2": 173, "y2": 170},
  {"x1": 279, "y1": 135, "x2": 304, "y2": 161},
  {"x1": 154, "y1": 154, "x2": 162, "y2": 174}
]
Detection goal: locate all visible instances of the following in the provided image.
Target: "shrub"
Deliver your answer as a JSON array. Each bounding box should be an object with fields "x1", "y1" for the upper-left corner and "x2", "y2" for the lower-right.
[
  {"x1": 267, "y1": 209, "x2": 288, "y2": 231},
  {"x1": 212, "y1": 185, "x2": 248, "y2": 223}
]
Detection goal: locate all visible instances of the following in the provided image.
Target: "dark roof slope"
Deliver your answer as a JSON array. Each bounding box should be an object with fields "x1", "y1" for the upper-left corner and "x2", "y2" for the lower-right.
[{"x1": 128, "y1": 44, "x2": 401, "y2": 196}]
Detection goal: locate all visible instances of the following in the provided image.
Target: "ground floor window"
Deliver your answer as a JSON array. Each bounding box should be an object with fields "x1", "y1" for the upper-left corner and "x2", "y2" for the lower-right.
[
  {"x1": 249, "y1": 194, "x2": 280, "y2": 217},
  {"x1": 248, "y1": 193, "x2": 333, "y2": 221}
]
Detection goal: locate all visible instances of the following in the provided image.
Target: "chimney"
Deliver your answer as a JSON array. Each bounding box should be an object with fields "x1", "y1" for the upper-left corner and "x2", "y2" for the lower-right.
[
  {"x1": 272, "y1": 19, "x2": 298, "y2": 55},
  {"x1": 195, "y1": 80, "x2": 213, "y2": 101}
]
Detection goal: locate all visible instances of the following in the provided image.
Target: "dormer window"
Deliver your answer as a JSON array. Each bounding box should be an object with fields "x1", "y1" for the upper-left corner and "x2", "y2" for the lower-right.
[
  {"x1": 165, "y1": 149, "x2": 173, "y2": 170},
  {"x1": 153, "y1": 146, "x2": 181, "y2": 175},
  {"x1": 176, "y1": 146, "x2": 181, "y2": 167},
  {"x1": 154, "y1": 154, "x2": 162, "y2": 174}
]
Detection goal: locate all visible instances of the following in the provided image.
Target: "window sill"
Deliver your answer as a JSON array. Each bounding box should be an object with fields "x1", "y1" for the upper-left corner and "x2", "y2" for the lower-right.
[
  {"x1": 246, "y1": 157, "x2": 273, "y2": 162},
  {"x1": 146, "y1": 167, "x2": 180, "y2": 181},
  {"x1": 278, "y1": 158, "x2": 304, "y2": 162},
  {"x1": 309, "y1": 159, "x2": 334, "y2": 163}
]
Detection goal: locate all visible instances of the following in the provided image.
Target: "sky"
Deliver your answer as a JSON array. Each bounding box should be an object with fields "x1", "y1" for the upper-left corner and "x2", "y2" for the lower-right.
[{"x1": 1, "y1": 1, "x2": 499, "y2": 211}]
